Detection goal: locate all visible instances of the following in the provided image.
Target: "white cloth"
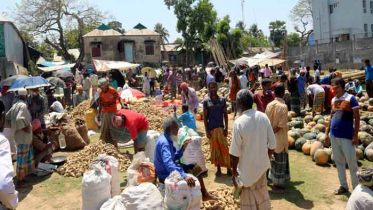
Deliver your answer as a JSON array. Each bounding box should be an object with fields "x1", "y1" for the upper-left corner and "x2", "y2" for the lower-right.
[
  {"x1": 142, "y1": 76, "x2": 151, "y2": 96},
  {"x1": 347, "y1": 185, "x2": 373, "y2": 210},
  {"x1": 315, "y1": 69, "x2": 320, "y2": 77},
  {"x1": 50, "y1": 101, "x2": 64, "y2": 113},
  {"x1": 90, "y1": 74, "x2": 98, "y2": 86},
  {"x1": 239, "y1": 75, "x2": 248, "y2": 89},
  {"x1": 0, "y1": 133, "x2": 18, "y2": 210},
  {"x1": 307, "y1": 84, "x2": 325, "y2": 96},
  {"x1": 229, "y1": 109, "x2": 276, "y2": 187}
]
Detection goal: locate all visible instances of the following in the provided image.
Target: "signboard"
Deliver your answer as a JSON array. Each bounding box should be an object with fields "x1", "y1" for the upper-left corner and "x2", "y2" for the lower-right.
[
  {"x1": 308, "y1": 33, "x2": 315, "y2": 46},
  {"x1": 0, "y1": 23, "x2": 5, "y2": 57}
]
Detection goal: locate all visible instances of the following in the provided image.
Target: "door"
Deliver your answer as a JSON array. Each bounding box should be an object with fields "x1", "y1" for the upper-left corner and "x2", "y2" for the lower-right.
[{"x1": 124, "y1": 44, "x2": 134, "y2": 63}]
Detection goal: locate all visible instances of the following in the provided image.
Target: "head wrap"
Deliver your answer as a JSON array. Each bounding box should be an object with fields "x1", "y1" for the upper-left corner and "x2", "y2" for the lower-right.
[
  {"x1": 357, "y1": 167, "x2": 373, "y2": 186},
  {"x1": 31, "y1": 119, "x2": 41, "y2": 132},
  {"x1": 18, "y1": 88, "x2": 27, "y2": 96},
  {"x1": 98, "y1": 78, "x2": 108, "y2": 87},
  {"x1": 180, "y1": 82, "x2": 188, "y2": 90}
]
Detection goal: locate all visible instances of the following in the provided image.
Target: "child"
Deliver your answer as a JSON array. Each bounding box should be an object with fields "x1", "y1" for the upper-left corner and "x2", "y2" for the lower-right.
[{"x1": 173, "y1": 105, "x2": 196, "y2": 130}]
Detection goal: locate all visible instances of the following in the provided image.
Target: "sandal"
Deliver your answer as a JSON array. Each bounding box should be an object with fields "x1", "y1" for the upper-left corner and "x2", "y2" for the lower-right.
[{"x1": 333, "y1": 186, "x2": 349, "y2": 195}]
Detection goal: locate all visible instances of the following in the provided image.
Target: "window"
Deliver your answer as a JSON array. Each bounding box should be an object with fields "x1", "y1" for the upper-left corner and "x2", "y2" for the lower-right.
[
  {"x1": 145, "y1": 42, "x2": 154, "y2": 55},
  {"x1": 363, "y1": 0, "x2": 367, "y2": 13},
  {"x1": 91, "y1": 45, "x2": 101, "y2": 57},
  {"x1": 329, "y1": 5, "x2": 334, "y2": 14},
  {"x1": 169, "y1": 55, "x2": 176, "y2": 61},
  {"x1": 364, "y1": 24, "x2": 368, "y2": 37},
  {"x1": 371, "y1": 1, "x2": 373, "y2": 13}
]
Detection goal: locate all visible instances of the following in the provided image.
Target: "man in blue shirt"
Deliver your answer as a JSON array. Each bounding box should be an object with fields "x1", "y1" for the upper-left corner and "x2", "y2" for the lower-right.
[
  {"x1": 297, "y1": 70, "x2": 307, "y2": 109},
  {"x1": 365, "y1": 59, "x2": 373, "y2": 98},
  {"x1": 206, "y1": 69, "x2": 215, "y2": 87},
  {"x1": 173, "y1": 105, "x2": 197, "y2": 130},
  {"x1": 154, "y1": 117, "x2": 215, "y2": 201}
]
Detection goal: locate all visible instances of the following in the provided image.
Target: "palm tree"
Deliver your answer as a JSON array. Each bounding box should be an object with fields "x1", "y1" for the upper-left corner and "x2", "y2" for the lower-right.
[
  {"x1": 154, "y1": 23, "x2": 170, "y2": 61},
  {"x1": 249, "y1": 24, "x2": 263, "y2": 38},
  {"x1": 236, "y1": 21, "x2": 249, "y2": 35}
]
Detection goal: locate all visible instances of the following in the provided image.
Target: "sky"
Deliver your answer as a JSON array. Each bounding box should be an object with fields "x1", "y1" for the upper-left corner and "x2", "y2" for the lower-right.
[{"x1": 1, "y1": 0, "x2": 300, "y2": 42}]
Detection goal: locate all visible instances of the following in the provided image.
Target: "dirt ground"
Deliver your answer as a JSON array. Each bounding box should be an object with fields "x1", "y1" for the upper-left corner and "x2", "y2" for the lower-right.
[{"x1": 14, "y1": 113, "x2": 373, "y2": 210}]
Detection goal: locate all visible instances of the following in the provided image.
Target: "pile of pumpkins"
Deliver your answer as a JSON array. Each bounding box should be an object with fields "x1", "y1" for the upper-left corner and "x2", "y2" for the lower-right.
[
  {"x1": 287, "y1": 110, "x2": 373, "y2": 166},
  {"x1": 357, "y1": 96, "x2": 373, "y2": 112}
]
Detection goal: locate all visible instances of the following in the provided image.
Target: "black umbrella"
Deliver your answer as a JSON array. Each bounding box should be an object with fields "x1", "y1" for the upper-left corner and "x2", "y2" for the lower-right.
[
  {"x1": 47, "y1": 77, "x2": 67, "y2": 88},
  {"x1": 0, "y1": 75, "x2": 28, "y2": 87},
  {"x1": 53, "y1": 70, "x2": 74, "y2": 79}
]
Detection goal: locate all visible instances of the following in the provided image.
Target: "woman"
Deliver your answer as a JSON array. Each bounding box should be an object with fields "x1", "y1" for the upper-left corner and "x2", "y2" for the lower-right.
[
  {"x1": 229, "y1": 71, "x2": 241, "y2": 119},
  {"x1": 289, "y1": 76, "x2": 301, "y2": 115},
  {"x1": 142, "y1": 72, "x2": 151, "y2": 97}
]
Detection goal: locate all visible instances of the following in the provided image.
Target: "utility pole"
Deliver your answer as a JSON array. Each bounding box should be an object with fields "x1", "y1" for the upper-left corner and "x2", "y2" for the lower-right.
[{"x1": 242, "y1": 0, "x2": 245, "y2": 23}]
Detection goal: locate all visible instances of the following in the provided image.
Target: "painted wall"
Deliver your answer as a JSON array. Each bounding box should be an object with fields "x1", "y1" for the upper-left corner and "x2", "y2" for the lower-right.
[{"x1": 4, "y1": 22, "x2": 24, "y2": 67}]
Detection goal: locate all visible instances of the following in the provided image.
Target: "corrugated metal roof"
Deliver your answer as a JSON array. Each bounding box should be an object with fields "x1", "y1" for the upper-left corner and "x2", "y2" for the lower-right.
[
  {"x1": 83, "y1": 28, "x2": 123, "y2": 37},
  {"x1": 124, "y1": 28, "x2": 159, "y2": 36},
  {"x1": 161, "y1": 44, "x2": 181, "y2": 52}
]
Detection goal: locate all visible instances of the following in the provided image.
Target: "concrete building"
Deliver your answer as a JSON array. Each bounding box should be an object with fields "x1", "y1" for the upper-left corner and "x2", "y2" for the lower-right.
[
  {"x1": 0, "y1": 16, "x2": 28, "y2": 78},
  {"x1": 83, "y1": 23, "x2": 162, "y2": 69},
  {"x1": 312, "y1": 0, "x2": 373, "y2": 43}
]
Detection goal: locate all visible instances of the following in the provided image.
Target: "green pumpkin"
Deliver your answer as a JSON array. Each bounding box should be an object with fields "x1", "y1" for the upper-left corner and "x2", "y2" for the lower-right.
[
  {"x1": 361, "y1": 115, "x2": 370, "y2": 123},
  {"x1": 295, "y1": 138, "x2": 307, "y2": 151},
  {"x1": 300, "y1": 110, "x2": 307, "y2": 116},
  {"x1": 303, "y1": 132, "x2": 317, "y2": 140},
  {"x1": 293, "y1": 121, "x2": 304, "y2": 129},
  {"x1": 288, "y1": 130, "x2": 301, "y2": 140},
  {"x1": 360, "y1": 132, "x2": 373, "y2": 146},
  {"x1": 358, "y1": 144, "x2": 365, "y2": 151},
  {"x1": 304, "y1": 115, "x2": 313, "y2": 123},
  {"x1": 313, "y1": 115, "x2": 323, "y2": 122}
]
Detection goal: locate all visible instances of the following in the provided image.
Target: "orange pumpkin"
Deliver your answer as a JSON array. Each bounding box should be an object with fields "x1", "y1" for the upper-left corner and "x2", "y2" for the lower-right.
[
  {"x1": 288, "y1": 136, "x2": 295, "y2": 149},
  {"x1": 368, "y1": 106, "x2": 373, "y2": 112},
  {"x1": 196, "y1": 114, "x2": 202, "y2": 121},
  {"x1": 315, "y1": 149, "x2": 329, "y2": 165},
  {"x1": 311, "y1": 141, "x2": 323, "y2": 160},
  {"x1": 302, "y1": 141, "x2": 312, "y2": 155},
  {"x1": 308, "y1": 122, "x2": 317, "y2": 128}
]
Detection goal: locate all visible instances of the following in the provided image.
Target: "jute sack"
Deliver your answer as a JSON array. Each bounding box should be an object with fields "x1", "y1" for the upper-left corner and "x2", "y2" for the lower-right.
[
  {"x1": 61, "y1": 125, "x2": 86, "y2": 150},
  {"x1": 76, "y1": 122, "x2": 90, "y2": 144}
]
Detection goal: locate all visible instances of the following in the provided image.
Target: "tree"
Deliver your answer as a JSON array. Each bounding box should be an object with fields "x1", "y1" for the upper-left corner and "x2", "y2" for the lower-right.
[
  {"x1": 242, "y1": 34, "x2": 270, "y2": 48},
  {"x1": 248, "y1": 24, "x2": 263, "y2": 38},
  {"x1": 236, "y1": 21, "x2": 249, "y2": 35},
  {"x1": 15, "y1": 0, "x2": 104, "y2": 70},
  {"x1": 269, "y1": 20, "x2": 286, "y2": 48},
  {"x1": 154, "y1": 23, "x2": 170, "y2": 61},
  {"x1": 174, "y1": 38, "x2": 184, "y2": 45},
  {"x1": 290, "y1": 0, "x2": 313, "y2": 46},
  {"x1": 107, "y1": 21, "x2": 125, "y2": 34},
  {"x1": 287, "y1": 32, "x2": 301, "y2": 47}
]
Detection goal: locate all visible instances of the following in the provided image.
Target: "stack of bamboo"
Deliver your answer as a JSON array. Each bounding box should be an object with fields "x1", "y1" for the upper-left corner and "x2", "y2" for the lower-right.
[{"x1": 209, "y1": 39, "x2": 230, "y2": 69}]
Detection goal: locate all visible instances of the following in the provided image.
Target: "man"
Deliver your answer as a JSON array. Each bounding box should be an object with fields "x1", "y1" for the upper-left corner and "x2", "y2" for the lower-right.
[
  {"x1": 239, "y1": 70, "x2": 248, "y2": 90},
  {"x1": 169, "y1": 69, "x2": 177, "y2": 99},
  {"x1": 230, "y1": 89, "x2": 276, "y2": 210},
  {"x1": 173, "y1": 105, "x2": 196, "y2": 130},
  {"x1": 6, "y1": 88, "x2": 34, "y2": 187},
  {"x1": 90, "y1": 72, "x2": 99, "y2": 97},
  {"x1": 346, "y1": 167, "x2": 373, "y2": 210},
  {"x1": 180, "y1": 82, "x2": 199, "y2": 114},
  {"x1": 321, "y1": 84, "x2": 336, "y2": 114},
  {"x1": 215, "y1": 66, "x2": 223, "y2": 89},
  {"x1": 0, "y1": 100, "x2": 18, "y2": 209},
  {"x1": 315, "y1": 67, "x2": 321, "y2": 85},
  {"x1": 176, "y1": 70, "x2": 184, "y2": 95},
  {"x1": 111, "y1": 109, "x2": 148, "y2": 153},
  {"x1": 305, "y1": 66, "x2": 311, "y2": 81},
  {"x1": 73, "y1": 85, "x2": 88, "y2": 107},
  {"x1": 97, "y1": 78, "x2": 125, "y2": 147},
  {"x1": 28, "y1": 88, "x2": 47, "y2": 129},
  {"x1": 82, "y1": 73, "x2": 92, "y2": 98},
  {"x1": 264, "y1": 64, "x2": 272, "y2": 78},
  {"x1": 31, "y1": 119, "x2": 57, "y2": 166},
  {"x1": 325, "y1": 77, "x2": 360, "y2": 195},
  {"x1": 365, "y1": 59, "x2": 373, "y2": 98},
  {"x1": 297, "y1": 70, "x2": 307, "y2": 109},
  {"x1": 206, "y1": 68, "x2": 215, "y2": 87},
  {"x1": 154, "y1": 117, "x2": 215, "y2": 201},
  {"x1": 253, "y1": 78, "x2": 275, "y2": 113},
  {"x1": 307, "y1": 78, "x2": 325, "y2": 116},
  {"x1": 203, "y1": 82, "x2": 231, "y2": 176},
  {"x1": 266, "y1": 84, "x2": 290, "y2": 193},
  {"x1": 1, "y1": 86, "x2": 16, "y2": 114}
]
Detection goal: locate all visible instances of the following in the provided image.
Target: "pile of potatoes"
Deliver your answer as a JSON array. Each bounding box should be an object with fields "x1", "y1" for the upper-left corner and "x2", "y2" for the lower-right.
[
  {"x1": 202, "y1": 186, "x2": 240, "y2": 210},
  {"x1": 129, "y1": 101, "x2": 169, "y2": 133}
]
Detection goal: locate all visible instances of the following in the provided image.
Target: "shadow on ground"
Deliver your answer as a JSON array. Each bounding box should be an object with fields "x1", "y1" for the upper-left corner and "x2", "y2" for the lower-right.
[
  {"x1": 16, "y1": 174, "x2": 52, "y2": 202},
  {"x1": 269, "y1": 181, "x2": 314, "y2": 209}
]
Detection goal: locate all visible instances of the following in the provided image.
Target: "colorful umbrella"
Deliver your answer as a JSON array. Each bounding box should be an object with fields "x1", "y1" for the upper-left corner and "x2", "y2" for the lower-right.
[
  {"x1": 120, "y1": 88, "x2": 145, "y2": 101},
  {"x1": 0, "y1": 75, "x2": 28, "y2": 87},
  {"x1": 8, "y1": 76, "x2": 50, "y2": 92},
  {"x1": 141, "y1": 67, "x2": 156, "y2": 78},
  {"x1": 53, "y1": 70, "x2": 74, "y2": 79}
]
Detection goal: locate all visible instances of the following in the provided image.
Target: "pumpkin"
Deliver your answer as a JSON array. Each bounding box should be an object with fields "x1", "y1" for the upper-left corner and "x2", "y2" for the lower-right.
[
  {"x1": 360, "y1": 121, "x2": 367, "y2": 127},
  {"x1": 304, "y1": 115, "x2": 313, "y2": 123},
  {"x1": 324, "y1": 147, "x2": 333, "y2": 162},
  {"x1": 369, "y1": 106, "x2": 373, "y2": 112},
  {"x1": 288, "y1": 112, "x2": 292, "y2": 121},
  {"x1": 317, "y1": 119, "x2": 326, "y2": 126},
  {"x1": 289, "y1": 111, "x2": 297, "y2": 118},
  {"x1": 308, "y1": 122, "x2": 317, "y2": 128},
  {"x1": 303, "y1": 133, "x2": 317, "y2": 140},
  {"x1": 315, "y1": 149, "x2": 329, "y2": 165},
  {"x1": 311, "y1": 141, "x2": 324, "y2": 160},
  {"x1": 288, "y1": 130, "x2": 301, "y2": 140},
  {"x1": 313, "y1": 124, "x2": 326, "y2": 133},
  {"x1": 295, "y1": 138, "x2": 307, "y2": 151},
  {"x1": 369, "y1": 119, "x2": 373, "y2": 127},
  {"x1": 288, "y1": 136, "x2": 295, "y2": 149},
  {"x1": 361, "y1": 115, "x2": 370, "y2": 123},
  {"x1": 300, "y1": 110, "x2": 307, "y2": 116},
  {"x1": 361, "y1": 125, "x2": 373, "y2": 135},
  {"x1": 359, "y1": 102, "x2": 365, "y2": 109},
  {"x1": 363, "y1": 104, "x2": 369, "y2": 111},
  {"x1": 359, "y1": 132, "x2": 373, "y2": 146},
  {"x1": 196, "y1": 114, "x2": 202, "y2": 121},
  {"x1": 317, "y1": 133, "x2": 326, "y2": 145},
  {"x1": 369, "y1": 98, "x2": 373, "y2": 106},
  {"x1": 358, "y1": 144, "x2": 365, "y2": 151},
  {"x1": 313, "y1": 115, "x2": 323, "y2": 122},
  {"x1": 302, "y1": 141, "x2": 312, "y2": 155},
  {"x1": 366, "y1": 149, "x2": 373, "y2": 161},
  {"x1": 298, "y1": 128, "x2": 310, "y2": 137},
  {"x1": 293, "y1": 121, "x2": 304, "y2": 129},
  {"x1": 356, "y1": 148, "x2": 364, "y2": 160}
]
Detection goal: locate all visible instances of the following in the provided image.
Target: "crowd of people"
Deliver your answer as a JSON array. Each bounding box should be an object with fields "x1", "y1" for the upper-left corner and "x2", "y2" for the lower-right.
[{"x1": 1, "y1": 58, "x2": 373, "y2": 209}]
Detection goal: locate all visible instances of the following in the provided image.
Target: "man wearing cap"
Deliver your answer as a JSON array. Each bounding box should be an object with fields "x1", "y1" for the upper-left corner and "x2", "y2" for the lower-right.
[
  {"x1": 111, "y1": 109, "x2": 149, "y2": 153},
  {"x1": 347, "y1": 167, "x2": 373, "y2": 209},
  {"x1": 27, "y1": 88, "x2": 47, "y2": 129},
  {"x1": 253, "y1": 78, "x2": 275, "y2": 113},
  {"x1": 6, "y1": 88, "x2": 34, "y2": 187},
  {"x1": 31, "y1": 119, "x2": 57, "y2": 166},
  {"x1": 73, "y1": 85, "x2": 88, "y2": 107},
  {"x1": 180, "y1": 82, "x2": 199, "y2": 114},
  {"x1": 97, "y1": 78, "x2": 125, "y2": 147}
]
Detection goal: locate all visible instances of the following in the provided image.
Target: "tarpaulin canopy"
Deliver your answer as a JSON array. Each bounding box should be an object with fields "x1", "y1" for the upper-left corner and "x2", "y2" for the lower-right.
[
  {"x1": 93, "y1": 59, "x2": 140, "y2": 72},
  {"x1": 258, "y1": 59, "x2": 286, "y2": 67},
  {"x1": 38, "y1": 63, "x2": 76, "y2": 72},
  {"x1": 231, "y1": 50, "x2": 282, "y2": 67}
]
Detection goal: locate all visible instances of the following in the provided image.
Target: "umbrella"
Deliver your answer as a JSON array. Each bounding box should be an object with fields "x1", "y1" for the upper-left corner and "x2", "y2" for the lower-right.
[
  {"x1": 141, "y1": 67, "x2": 156, "y2": 78},
  {"x1": 8, "y1": 76, "x2": 50, "y2": 92},
  {"x1": 120, "y1": 88, "x2": 145, "y2": 101},
  {"x1": 47, "y1": 77, "x2": 66, "y2": 88},
  {"x1": 0, "y1": 75, "x2": 28, "y2": 87},
  {"x1": 53, "y1": 70, "x2": 74, "y2": 79}
]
